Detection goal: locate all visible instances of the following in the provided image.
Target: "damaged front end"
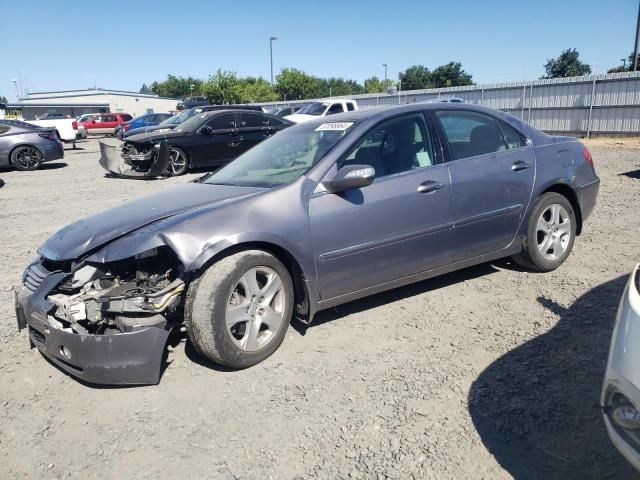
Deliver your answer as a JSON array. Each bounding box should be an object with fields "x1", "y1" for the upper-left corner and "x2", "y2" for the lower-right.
[
  {"x1": 99, "y1": 140, "x2": 172, "y2": 179},
  {"x1": 16, "y1": 246, "x2": 186, "y2": 385}
]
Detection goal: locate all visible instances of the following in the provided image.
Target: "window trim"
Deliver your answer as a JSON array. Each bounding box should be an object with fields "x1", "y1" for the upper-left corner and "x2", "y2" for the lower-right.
[{"x1": 432, "y1": 108, "x2": 531, "y2": 163}]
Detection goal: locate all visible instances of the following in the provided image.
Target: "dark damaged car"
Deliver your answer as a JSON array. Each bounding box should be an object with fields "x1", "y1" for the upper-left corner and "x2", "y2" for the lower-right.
[
  {"x1": 16, "y1": 103, "x2": 600, "y2": 385},
  {"x1": 111, "y1": 110, "x2": 292, "y2": 176}
]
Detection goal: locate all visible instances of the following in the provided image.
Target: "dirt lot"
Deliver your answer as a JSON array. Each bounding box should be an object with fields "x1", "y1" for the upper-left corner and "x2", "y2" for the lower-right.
[{"x1": 1, "y1": 138, "x2": 639, "y2": 479}]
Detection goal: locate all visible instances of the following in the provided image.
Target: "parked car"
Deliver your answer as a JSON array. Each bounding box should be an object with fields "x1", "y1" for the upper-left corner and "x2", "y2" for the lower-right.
[
  {"x1": 0, "y1": 119, "x2": 64, "y2": 171},
  {"x1": 76, "y1": 113, "x2": 99, "y2": 123},
  {"x1": 274, "y1": 105, "x2": 302, "y2": 117},
  {"x1": 38, "y1": 112, "x2": 67, "y2": 120},
  {"x1": 285, "y1": 99, "x2": 358, "y2": 123},
  {"x1": 119, "y1": 110, "x2": 292, "y2": 176},
  {"x1": 80, "y1": 113, "x2": 132, "y2": 136},
  {"x1": 602, "y1": 263, "x2": 640, "y2": 470},
  {"x1": 423, "y1": 97, "x2": 465, "y2": 104},
  {"x1": 176, "y1": 96, "x2": 210, "y2": 110},
  {"x1": 115, "y1": 113, "x2": 172, "y2": 139},
  {"x1": 16, "y1": 103, "x2": 600, "y2": 385},
  {"x1": 28, "y1": 118, "x2": 82, "y2": 144}
]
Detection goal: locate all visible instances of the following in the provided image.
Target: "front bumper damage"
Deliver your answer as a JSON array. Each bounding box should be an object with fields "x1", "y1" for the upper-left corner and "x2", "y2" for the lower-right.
[
  {"x1": 99, "y1": 140, "x2": 171, "y2": 179},
  {"x1": 16, "y1": 250, "x2": 184, "y2": 385}
]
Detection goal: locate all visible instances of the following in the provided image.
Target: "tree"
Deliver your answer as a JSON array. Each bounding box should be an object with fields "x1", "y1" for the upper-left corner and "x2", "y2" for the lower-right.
[
  {"x1": 607, "y1": 52, "x2": 640, "y2": 73},
  {"x1": 542, "y1": 49, "x2": 591, "y2": 78},
  {"x1": 150, "y1": 75, "x2": 203, "y2": 98},
  {"x1": 139, "y1": 83, "x2": 152, "y2": 94},
  {"x1": 428, "y1": 62, "x2": 473, "y2": 88},
  {"x1": 236, "y1": 76, "x2": 278, "y2": 103},
  {"x1": 0, "y1": 95, "x2": 7, "y2": 104},
  {"x1": 275, "y1": 68, "x2": 321, "y2": 100},
  {"x1": 398, "y1": 65, "x2": 432, "y2": 90},
  {"x1": 363, "y1": 76, "x2": 394, "y2": 93},
  {"x1": 316, "y1": 77, "x2": 364, "y2": 97},
  {"x1": 201, "y1": 70, "x2": 243, "y2": 105}
]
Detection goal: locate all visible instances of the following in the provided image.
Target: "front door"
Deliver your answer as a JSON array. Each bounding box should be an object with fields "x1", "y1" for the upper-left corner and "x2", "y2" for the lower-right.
[
  {"x1": 309, "y1": 113, "x2": 454, "y2": 300},
  {"x1": 434, "y1": 109, "x2": 535, "y2": 261}
]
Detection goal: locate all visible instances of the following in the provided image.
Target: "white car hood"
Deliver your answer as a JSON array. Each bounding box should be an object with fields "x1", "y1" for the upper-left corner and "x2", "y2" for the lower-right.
[{"x1": 283, "y1": 113, "x2": 317, "y2": 124}]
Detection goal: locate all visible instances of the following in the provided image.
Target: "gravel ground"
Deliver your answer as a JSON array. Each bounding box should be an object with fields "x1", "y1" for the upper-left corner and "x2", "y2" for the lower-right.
[{"x1": 0, "y1": 138, "x2": 639, "y2": 479}]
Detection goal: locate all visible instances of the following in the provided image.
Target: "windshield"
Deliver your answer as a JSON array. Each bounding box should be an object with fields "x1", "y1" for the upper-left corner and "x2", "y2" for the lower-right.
[
  {"x1": 174, "y1": 112, "x2": 210, "y2": 132},
  {"x1": 298, "y1": 102, "x2": 329, "y2": 116},
  {"x1": 204, "y1": 121, "x2": 355, "y2": 187},
  {"x1": 160, "y1": 108, "x2": 203, "y2": 126}
]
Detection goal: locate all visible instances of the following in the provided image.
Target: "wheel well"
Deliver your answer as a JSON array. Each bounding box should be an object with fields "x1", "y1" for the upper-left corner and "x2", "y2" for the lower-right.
[
  {"x1": 195, "y1": 241, "x2": 311, "y2": 321},
  {"x1": 541, "y1": 184, "x2": 583, "y2": 235}
]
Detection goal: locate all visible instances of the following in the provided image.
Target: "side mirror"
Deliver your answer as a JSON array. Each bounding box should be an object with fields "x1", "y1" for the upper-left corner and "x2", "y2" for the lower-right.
[
  {"x1": 326, "y1": 164, "x2": 375, "y2": 193},
  {"x1": 200, "y1": 125, "x2": 213, "y2": 135}
]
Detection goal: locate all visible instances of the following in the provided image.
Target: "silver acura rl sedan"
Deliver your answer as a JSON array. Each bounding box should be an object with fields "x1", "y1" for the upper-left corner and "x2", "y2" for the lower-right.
[
  {"x1": 16, "y1": 103, "x2": 600, "y2": 384},
  {"x1": 602, "y1": 264, "x2": 640, "y2": 470}
]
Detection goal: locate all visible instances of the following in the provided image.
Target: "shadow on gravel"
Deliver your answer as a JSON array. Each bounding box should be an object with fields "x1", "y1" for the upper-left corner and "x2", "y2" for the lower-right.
[
  {"x1": 295, "y1": 262, "x2": 500, "y2": 335},
  {"x1": 40, "y1": 162, "x2": 68, "y2": 170},
  {"x1": 0, "y1": 179, "x2": 4, "y2": 188},
  {"x1": 468, "y1": 275, "x2": 640, "y2": 480},
  {"x1": 620, "y1": 169, "x2": 640, "y2": 180}
]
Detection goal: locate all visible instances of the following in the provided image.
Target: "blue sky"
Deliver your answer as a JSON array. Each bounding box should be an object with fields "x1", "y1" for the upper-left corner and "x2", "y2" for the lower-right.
[{"x1": 0, "y1": 0, "x2": 638, "y2": 101}]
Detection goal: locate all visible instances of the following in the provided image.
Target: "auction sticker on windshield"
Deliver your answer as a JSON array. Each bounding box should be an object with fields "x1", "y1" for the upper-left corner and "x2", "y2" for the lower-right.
[{"x1": 315, "y1": 122, "x2": 354, "y2": 131}]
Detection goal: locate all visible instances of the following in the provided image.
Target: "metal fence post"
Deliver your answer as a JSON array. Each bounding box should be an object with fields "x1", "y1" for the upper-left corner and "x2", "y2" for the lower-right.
[
  {"x1": 527, "y1": 84, "x2": 533, "y2": 122},
  {"x1": 586, "y1": 77, "x2": 597, "y2": 138},
  {"x1": 521, "y1": 84, "x2": 526, "y2": 119},
  {"x1": 480, "y1": 87, "x2": 484, "y2": 106}
]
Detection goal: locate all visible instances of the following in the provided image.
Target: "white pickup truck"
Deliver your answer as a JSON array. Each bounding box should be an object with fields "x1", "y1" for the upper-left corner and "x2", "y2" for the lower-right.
[
  {"x1": 27, "y1": 118, "x2": 86, "y2": 145},
  {"x1": 284, "y1": 99, "x2": 358, "y2": 124}
]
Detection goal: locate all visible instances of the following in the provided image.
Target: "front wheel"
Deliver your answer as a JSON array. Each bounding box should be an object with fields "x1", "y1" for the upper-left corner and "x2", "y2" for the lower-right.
[
  {"x1": 11, "y1": 146, "x2": 42, "y2": 171},
  {"x1": 165, "y1": 147, "x2": 190, "y2": 176},
  {"x1": 513, "y1": 192, "x2": 576, "y2": 272},
  {"x1": 185, "y1": 250, "x2": 294, "y2": 368}
]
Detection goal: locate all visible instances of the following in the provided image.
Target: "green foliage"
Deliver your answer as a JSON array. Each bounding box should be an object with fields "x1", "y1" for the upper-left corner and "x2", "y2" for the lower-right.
[
  {"x1": 274, "y1": 68, "x2": 322, "y2": 100},
  {"x1": 542, "y1": 49, "x2": 591, "y2": 79},
  {"x1": 398, "y1": 65, "x2": 432, "y2": 90},
  {"x1": 316, "y1": 77, "x2": 364, "y2": 97},
  {"x1": 607, "y1": 53, "x2": 640, "y2": 73},
  {"x1": 150, "y1": 75, "x2": 204, "y2": 98},
  {"x1": 139, "y1": 83, "x2": 152, "y2": 94},
  {"x1": 201, "y1": 70, "x2": 277, "y2": 104},
  {"x1": 0, "y1": 95, "x2": 8, "y2": 104},
  {"x1": 428, "y1": 62, "x2": 473, "y2": 88},
  {"x1": 363, "y1": 76, "x2": 395, "y2": 93}
]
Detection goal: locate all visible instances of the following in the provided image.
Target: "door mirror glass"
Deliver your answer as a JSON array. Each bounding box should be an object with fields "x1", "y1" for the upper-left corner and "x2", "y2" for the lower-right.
[
  {"x1": 326, "y1": 164, "x2": 375, "y2": 193},
  {"x1": 200, "y1": 125, "x2": 213, "y2": 135}
]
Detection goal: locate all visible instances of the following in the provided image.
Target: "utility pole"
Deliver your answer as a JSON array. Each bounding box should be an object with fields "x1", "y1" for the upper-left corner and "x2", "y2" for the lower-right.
[
  {"x1": 634, "y1": 0, "x2": 640, "y2": 71},
  {"x1": 270, "y1": 36, "x2": 278, "y2": 85}
]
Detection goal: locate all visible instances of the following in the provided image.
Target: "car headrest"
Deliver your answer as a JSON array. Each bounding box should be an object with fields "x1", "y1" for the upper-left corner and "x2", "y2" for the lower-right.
[{"x1": 469, "y1": 125, "x2": 503, "y2": 154}]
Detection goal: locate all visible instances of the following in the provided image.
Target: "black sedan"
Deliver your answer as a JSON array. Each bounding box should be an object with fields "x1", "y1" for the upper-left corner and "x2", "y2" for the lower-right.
[{"x1": 122, "y1": 110, "x2": 292, "y2": 176}]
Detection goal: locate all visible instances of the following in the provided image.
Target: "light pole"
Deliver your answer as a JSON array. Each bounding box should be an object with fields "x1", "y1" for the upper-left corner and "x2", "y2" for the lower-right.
[
  {"x1": 190, "y1": 84, "x2": 195, "y2": 98},
  {"x1": 12, "y1": 79, "x2": 19, "y2": 100},
  {"x1": 382, "y1": 64, "x2": 388, "y2": 83},
  {"x1": 270, "y1": 36, "x2": 278, "y2": 85},
  {"x1": 622, "y1": 58, "x2": 627, "y2": 69}
]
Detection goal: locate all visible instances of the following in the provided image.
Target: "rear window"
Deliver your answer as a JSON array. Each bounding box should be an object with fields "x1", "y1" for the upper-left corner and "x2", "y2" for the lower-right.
[{"x1": 121, "y1": 114, "x2": 133, "y2": 121}]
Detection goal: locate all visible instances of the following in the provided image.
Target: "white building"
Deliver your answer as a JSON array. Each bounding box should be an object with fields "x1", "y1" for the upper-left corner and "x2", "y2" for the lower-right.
[{"x1": 10, "y1": 88, "x2": 179, "y2": 120}]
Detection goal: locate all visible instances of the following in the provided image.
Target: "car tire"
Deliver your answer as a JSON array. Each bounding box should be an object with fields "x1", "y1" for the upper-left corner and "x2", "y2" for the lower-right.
[
  {"x1": 513, "y1": 192, "x2": 576, "y2": 272},
  {"x1": 10, "y1": 145, "x2": 43, "y2": 171},
  {"x1": 185, "y1": 250, "x2": 294, "y2": 369},
  {"x1": 166, "y1": 147, "x2": 190, "y2": 176}
]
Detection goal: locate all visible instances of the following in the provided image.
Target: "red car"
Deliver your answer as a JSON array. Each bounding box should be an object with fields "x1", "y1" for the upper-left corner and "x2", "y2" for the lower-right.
[{"x1": 80, "y1": 113, "x2": 132, "y2": 136}]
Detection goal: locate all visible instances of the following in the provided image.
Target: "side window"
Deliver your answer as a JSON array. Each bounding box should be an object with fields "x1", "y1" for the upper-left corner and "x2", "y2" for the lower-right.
[
  {"x1": 269, "y1": 117, "x2": 289, "y2": 127},
  {"x1": 327, "y1": 103, "x2": 344, "y2": 115},
  {"x1": 338, "y1": 114, "x2": 434, "y2": 178},
  {"x1": 121, "y1": 114, "x2": 133, "y2": 122},
  {"x1": 240, "y1": 113, "x2": 269, "y2": 128},
  {"x1": 0, "y1": 125, "x2": 10, "y2": 135},
  {"x1": 500, "y1": 120, "x2": 528, "y2": 149},
  {"x1": 207, "y1": 113, "x2": 236, "y2": 131},
  {"x1": 102, "y1": 115, "x2": 117, "y2": 122},
  {"x1": 436, "y1": 110, "x2": 507, "y2": 160},
  {"x1": 346, "y1": 102, "x2": 355, "y2": 112}
]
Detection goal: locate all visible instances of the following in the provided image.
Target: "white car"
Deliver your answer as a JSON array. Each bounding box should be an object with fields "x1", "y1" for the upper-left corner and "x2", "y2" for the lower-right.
[
  {"x1": 27, "y1": 118, "x2": 83, "y2": 144},
  {"x1": 285, "y1": 99, "x2": 358, "y2": 124},
  {"x1": 602, "y1": 263, "x2": 640, "y2": 470}
]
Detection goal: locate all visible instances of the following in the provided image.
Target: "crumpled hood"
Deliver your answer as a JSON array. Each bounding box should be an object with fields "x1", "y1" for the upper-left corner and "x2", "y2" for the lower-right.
[
  {"x1": 125, "y1": 129, "x2": 187, "y2": 143},
  {"x1": 124, "y1": 124, "x2": 177, "y2": 138},
  {"x1": 39, "y1": 183, "x2": 265, "y2": 261},
  {"x1": 283, "y1": 113, "x2": 316, "y2": 124}
]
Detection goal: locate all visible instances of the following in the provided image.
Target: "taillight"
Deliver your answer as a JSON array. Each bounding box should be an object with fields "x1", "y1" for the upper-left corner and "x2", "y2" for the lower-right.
[
  {"x1": 39, "y1": 132, "x2": 57, "y2": 141},
  {"x1": 582, "y1": 147, "x2": 595, "y2": 172},
  {"x1": 72, "y1": 121, "x2": 78, "y2": 130},
  {"x1": 123, "y1": 124, "x2": 130, "y2": 131}
]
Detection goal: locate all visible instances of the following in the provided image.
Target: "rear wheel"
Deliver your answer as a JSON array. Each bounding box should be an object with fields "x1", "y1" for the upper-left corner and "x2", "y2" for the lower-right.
[
  {"x1": 185, "y1": 250, "x2": 294, "y2": 368},
  {"x1": 166, "y1": 147, "x2": 190, "y2": 176},
  {"x1": 11, "y1": 146, "x2": 42, "y2": 171},
  {"x1": 513, "y1": 192, "x2": 576, "y2": 272}
]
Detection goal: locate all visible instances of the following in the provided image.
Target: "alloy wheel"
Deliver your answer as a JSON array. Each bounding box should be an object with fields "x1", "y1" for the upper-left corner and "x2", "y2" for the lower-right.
[
  {"x1": 14, "y1": 146, "x2": 42, "y2": 169},
  {"x1": 168, "y1": 149, "x2": 187, "y2": 175},
  {"x1": 536, "y1": 203, "x2": 572, "y2": 261},
  {"x1": 226, "y1": 266, "x2": 286, "y2": 352}
]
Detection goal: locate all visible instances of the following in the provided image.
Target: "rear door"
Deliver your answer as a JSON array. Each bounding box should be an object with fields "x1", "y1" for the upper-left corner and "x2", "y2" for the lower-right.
[
  {"x1": 434, "y1": 109, "x2": 535, "y2": 261},
  {"x1": 309, "y1": 113, "x2": 453, "y2": 300},
  {"x1": 237, "y1": 112, "x2": 272, "y2": 154}
]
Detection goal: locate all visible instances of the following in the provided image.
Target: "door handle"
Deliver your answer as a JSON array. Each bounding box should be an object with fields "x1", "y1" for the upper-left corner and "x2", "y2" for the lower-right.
[
  {"x1": 512, "y1": 160, "x2": 531, "y2": 171},
  {"x1": 417, "y1": 180, "x2": 446, "y2": 194},
  {"x1": 227, "y1": 135, "x2": 243, "y2": 147}
]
